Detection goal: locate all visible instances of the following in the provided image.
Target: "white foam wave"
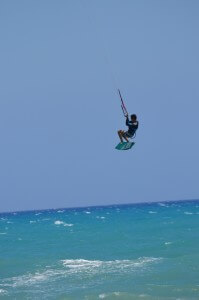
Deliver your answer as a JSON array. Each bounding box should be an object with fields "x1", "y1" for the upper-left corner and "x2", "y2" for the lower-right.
[
  {"x1": 2, "y1": 257, "x2": 161, "y2": 289},
  {"x1": 0, "y1": 289, "x2": 7, "y2": 295},
  {"x1": 165, "y1": 242, "x2": 172, "y2": 245},
  {"x1": 184, "y1": 212, "x2": 193, "y2": 215},
  {"x1": 61, "y1": 257, "x2": 161, "y2": 274},
  {"x1": 99, "y1": 294, "x2": 106, "y2": 299},
  {"x1": 158, "y1": 203, "x2": 169, "y2": 207},
  {"x1": 57, "y1": 210, "x2": 65, "y2": 213},
  {"x1": 148, "y1": 211, "x2": 157, "y2": 214},
  {"x1": 54, "y1": 220, "x2": 64, "y2": 225},
  {"x1": 99, "y1": 292, "x2": 121, "y2": 298},
  {"x1": 0, "y1": 232, "x2": 7, "y2": 235},
  {"x1": 62, "y1": 259, "x2": 102, "y2": 269},
  {"x1": 30, "y1": 221, "x2": 36, "y2": 224},
  {"x1": 54, "y1": 220, "x2": 73, "y2": 227},
  {"x1": 112, "y1": 292, "x2": 120, "y2": 296},
  {"x1": 3, "y1": 270, "x2": 62, "y2": 288},
  {"x1": 85, "y1": 211, "x2": 91, "y2": 214}
]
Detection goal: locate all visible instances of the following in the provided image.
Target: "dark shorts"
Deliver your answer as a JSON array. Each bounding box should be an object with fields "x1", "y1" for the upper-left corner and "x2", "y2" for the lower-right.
[{"x1": 124, "y1": 131, "x2": 134, "y2": 138}]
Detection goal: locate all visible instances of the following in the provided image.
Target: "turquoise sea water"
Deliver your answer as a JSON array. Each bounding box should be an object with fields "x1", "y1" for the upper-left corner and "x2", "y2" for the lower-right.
[{"x1": 0, "y1": 200, "x2": 199, "y2": 299}]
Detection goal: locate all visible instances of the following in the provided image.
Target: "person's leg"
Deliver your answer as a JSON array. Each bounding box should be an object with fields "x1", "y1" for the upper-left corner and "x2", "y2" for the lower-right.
[
  {"x1": 117, "y1": 130, "x2": 124, "y2": 143},
  {"x1": 122, "y1": 132, "x2": 129, "y2": 142}
]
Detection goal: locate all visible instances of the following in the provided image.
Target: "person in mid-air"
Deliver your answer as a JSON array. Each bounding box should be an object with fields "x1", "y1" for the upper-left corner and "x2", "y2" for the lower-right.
[{"x1": 118, "y1": 114, "x2": 139, "y2": 143}]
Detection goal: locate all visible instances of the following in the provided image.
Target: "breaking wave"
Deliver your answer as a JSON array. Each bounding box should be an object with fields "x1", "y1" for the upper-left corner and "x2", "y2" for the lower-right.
[
  {"x1": 61, "y1": 257, "x2": 162, "y2": 274},
  {"x1": 1, "y1": 257, "x2": 162, "y2": 289}
]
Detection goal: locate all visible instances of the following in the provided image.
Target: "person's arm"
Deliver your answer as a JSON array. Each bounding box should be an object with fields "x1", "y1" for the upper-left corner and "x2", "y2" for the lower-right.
[{"x1": 126, "y1": 115, "x2": 130, "y2": 126}]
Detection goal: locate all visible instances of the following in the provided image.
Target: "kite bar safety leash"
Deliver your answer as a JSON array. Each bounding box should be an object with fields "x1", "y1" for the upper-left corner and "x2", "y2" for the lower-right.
[{"x1": 118, "y1": 89, "x2": 128, "y2": 117}]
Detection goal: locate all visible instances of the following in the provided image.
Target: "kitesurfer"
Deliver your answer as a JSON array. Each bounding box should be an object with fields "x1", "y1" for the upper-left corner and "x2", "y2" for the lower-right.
[{"x1": 118, "y1": 114, "x2": 139, "y2": 143}]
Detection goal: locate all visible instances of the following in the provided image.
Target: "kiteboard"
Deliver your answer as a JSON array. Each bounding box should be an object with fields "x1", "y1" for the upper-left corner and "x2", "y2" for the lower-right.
[{"x1": 115, "y1": 142, "x2": 135, "y2": 150}]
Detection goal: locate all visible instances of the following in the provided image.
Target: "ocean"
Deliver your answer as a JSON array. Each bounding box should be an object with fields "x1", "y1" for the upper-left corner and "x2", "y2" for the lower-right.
[{"x1": 0, "y1": 200, "x2": 199, "y2": 299}]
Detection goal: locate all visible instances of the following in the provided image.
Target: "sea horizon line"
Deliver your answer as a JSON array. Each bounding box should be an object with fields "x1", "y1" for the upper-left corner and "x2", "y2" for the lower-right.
[{"x1": 1, "y1": 198, "x2": 199, "y2": 216}]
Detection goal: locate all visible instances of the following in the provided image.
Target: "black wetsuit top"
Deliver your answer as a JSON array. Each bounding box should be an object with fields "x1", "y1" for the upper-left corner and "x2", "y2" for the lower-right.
[{"x1": 126, "y1": 116, "x2": 139, "y2": 136}]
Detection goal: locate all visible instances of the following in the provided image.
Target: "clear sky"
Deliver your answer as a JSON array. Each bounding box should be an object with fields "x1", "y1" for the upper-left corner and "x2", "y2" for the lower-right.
[{"x1": 0, "y1": 0, "x2": 199, "y2": 212}]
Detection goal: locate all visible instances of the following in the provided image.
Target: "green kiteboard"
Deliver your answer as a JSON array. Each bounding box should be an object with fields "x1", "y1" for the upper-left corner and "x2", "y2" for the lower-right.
[{"x1": 115, "y1": 142, "x2": 135, "y2": 150}]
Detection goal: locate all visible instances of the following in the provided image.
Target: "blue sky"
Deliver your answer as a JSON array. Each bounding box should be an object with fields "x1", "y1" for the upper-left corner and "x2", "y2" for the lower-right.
[{"x1": 0, "y1": 0, "x2": 199, "y2": 212}]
